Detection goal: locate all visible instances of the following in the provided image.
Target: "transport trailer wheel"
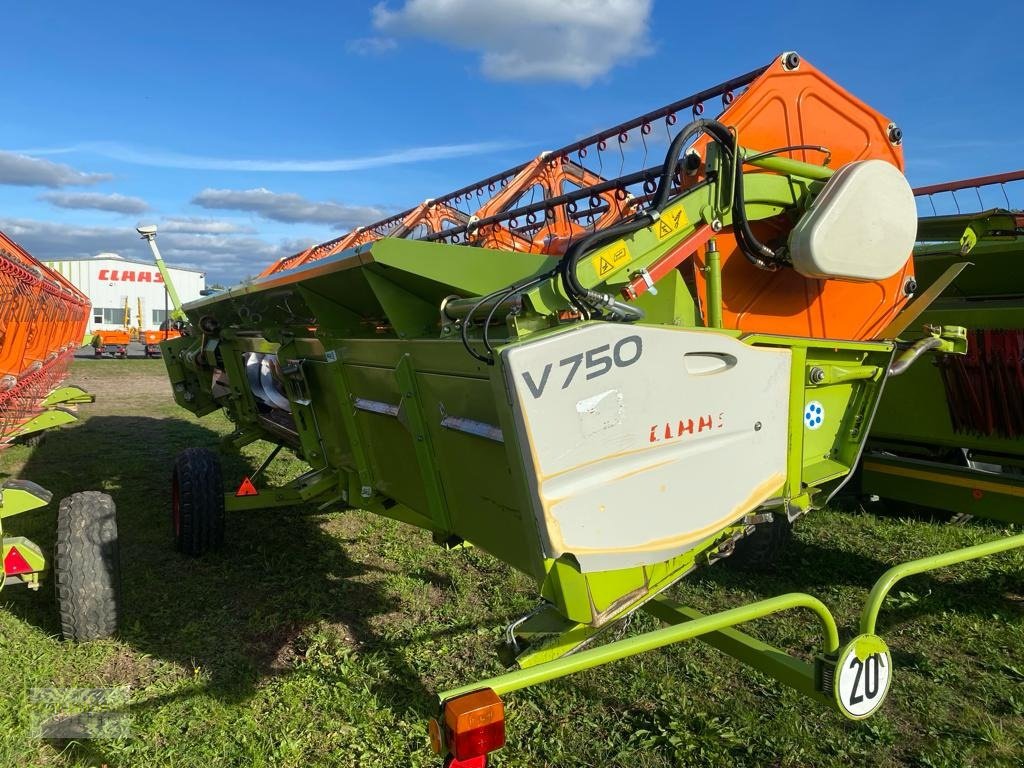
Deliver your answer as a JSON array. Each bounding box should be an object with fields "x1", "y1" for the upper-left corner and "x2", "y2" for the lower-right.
[
  {"x1": 55, "y1": 492, "x2": 121, "y2": 641},
  {"x1": 171, "y1": 447, "x2": 225, "y2": 556},
  {"x1": 15, "y1": 431, "x2": 46, "y2": 448},
  {"x1": 728, "y1": 513, "x2": 793, "y2": 570}
]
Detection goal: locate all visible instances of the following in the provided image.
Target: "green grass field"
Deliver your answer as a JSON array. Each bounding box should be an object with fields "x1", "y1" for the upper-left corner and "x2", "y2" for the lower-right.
[{"x1": 1, "y1": 358, "x2": 1022, "y2": 767}]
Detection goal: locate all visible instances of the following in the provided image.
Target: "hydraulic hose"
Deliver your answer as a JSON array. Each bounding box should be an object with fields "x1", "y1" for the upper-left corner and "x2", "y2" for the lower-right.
[
  {"x1": 652, "y1": 117, "x2": 783, "y2": 271},
  {"x1": 559, "y1": 117, "x2": 783, "y2": 316},
  {"x1": 558, "y1": 218, "x2": 656, "y2": 314},
  {"x1": 888, "y1": 336, "x2": 943, "y2": 377}
]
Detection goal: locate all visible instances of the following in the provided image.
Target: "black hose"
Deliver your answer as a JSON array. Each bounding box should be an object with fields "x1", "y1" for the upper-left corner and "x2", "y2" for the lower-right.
[
  {"x1": 463, "y1": 116, "x2": 797, "y2": 361},
  {"x1": 558, "y1": 217, "x2": 655, "y2": 307},
  {"x1": 461, "y1": 267, "x2": 558, "y2": 364},
  {"x1": 558, "y1": 116, "x2": 782, "y2": 313},
  {"x1": 652, "y1": 117, "x2": 785, "y2": 271}
]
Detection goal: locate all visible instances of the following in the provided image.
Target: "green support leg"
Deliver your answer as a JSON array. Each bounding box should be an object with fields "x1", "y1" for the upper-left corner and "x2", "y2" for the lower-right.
[
  {"x1": 40, "y1": 385, "x2": 94, "y2": 408},
  {"x1": 0, "y1": 480, "x2": 53, "y2": 518},
  {"x1": 9, "y1": 408, "x2": 79, "y2": 440},
  {"x1": 224, "y1": 467, "x2": 344, "y2": 512}
]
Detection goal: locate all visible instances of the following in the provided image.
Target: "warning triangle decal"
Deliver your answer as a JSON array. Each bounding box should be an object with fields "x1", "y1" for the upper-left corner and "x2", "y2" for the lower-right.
[
  {"x1": 3, "y1": 546, "x2": 33, "y2": 575},
  {"x1": 235, "y1": 476, "x2": 259, "y2": 497}
]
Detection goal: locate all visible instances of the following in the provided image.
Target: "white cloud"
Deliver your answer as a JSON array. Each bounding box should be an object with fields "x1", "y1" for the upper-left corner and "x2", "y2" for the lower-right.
[
  {"x1": 0, "y1": 217, "x2": 305, "y2": 284},
  {"x1": 347, "y1": 36, "x2": 398, "y2": 55},
  {"x1": 41, "y1": 191, "x2": 149, "y2": 214},
  {"x1": 192, "y1": 187, "x2": 388, "y2": 229},
  {"x1": 158, "y1": 216, "x2": 256, "y2": 235},
  {"x1": 0, "y1": 150, "x2": 110, "y2": 187},
  {"x1": 45, "y1": 139, "x2": 522, "y2": 173},
  {"x1": 373, "y1": 0, "x2": 652, "y2": 85}
]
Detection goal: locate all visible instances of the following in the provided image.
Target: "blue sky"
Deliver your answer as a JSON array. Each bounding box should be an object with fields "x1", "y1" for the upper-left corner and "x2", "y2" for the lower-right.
[{"x1": 1, "y1": 0, "x2": 1020, "y2": 283}]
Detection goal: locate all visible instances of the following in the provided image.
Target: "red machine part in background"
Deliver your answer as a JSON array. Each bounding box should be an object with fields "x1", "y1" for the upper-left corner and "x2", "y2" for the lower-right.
[
  {"x1": 0, "y1": 230, "x2": 90, "y2": 445},
  {"x1": 939, "y1": 330, "x2": 1024, "y2": 439}
]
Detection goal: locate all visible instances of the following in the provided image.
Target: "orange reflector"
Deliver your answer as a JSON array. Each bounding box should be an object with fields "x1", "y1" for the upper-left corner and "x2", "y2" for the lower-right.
[
  {"x1": 235, "y1": 476, "x2": 259, "y2": 497},
  {"x1": 443, "y1": 688, "x2": 505, "y2": 761},
  {"x1": 3, "y1": 546, "x2": 34, "y2": 576},
  {"x1": 428, "y1": 717, "x2": 443, "y2": 754}
]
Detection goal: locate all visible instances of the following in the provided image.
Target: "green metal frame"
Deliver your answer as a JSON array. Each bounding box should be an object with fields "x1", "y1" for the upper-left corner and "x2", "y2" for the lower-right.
[
  {"x1": 7, "y1": 385, "x2": 93, "y2": 441},
  {"x1": 1, "y1": 386, "x2": 92, "y2": 591},
  {"x1": 432, "y1": 529, "x2": 1024, "y2": 750},
  {"x1": 862, "y1": 454, "x2": 1024, "y2": 525},
  {"x1": 0, "y1": 480, "x2": 54, "y2": 590},
  {"x1": 440, "y1": 592, "x2": 839, "y2": 702},
  {"x1": 161, "y1": 157, "x2": 906, "y2": 638},
  {"x1": 860, "y1": 531, "x2": 1024, "y2": 636},
  {"x1": 864, "y1": 209, "x2": 1024, "y2": 522},
  {"x1": 156, "y1": 143, "x2": 987, "y2": 758}
]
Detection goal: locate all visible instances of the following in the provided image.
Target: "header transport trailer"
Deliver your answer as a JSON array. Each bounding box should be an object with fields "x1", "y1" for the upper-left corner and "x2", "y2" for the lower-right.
[
  {"x1": 0, "y1": 229, "x2": 120, "y2": 641},
  {"x1": 862, "y1": 170, "x2": 1024, "y2": 525},
  {"x1": 160, "y1": 53, "x2": 1019, "y2": 765}
]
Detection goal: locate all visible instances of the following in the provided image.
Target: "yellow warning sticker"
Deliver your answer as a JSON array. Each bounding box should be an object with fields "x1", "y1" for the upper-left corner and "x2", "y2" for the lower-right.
[
  {"x1": 591, "y1": 244, "x2": 630, "y2": 278},
  {"x1": 654, "y1": 206, "x2": 689, "y2": 241}
]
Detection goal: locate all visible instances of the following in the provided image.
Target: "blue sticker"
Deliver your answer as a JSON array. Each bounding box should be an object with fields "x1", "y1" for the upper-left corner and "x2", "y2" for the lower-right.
[{"x1": 804, "y1": 400, "x2": 825, "y2": 430}]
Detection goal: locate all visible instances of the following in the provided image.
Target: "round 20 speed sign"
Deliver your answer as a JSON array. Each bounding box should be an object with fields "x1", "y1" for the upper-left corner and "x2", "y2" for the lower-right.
[{"x1": 834, "y1": 635, "x2": 893, "y2": 719}]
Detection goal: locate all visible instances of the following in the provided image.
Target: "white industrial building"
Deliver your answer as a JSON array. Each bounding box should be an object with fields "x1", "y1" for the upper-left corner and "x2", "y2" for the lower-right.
[{"x1": 45, "y1": 253, "x2": 206, "y2": 332}]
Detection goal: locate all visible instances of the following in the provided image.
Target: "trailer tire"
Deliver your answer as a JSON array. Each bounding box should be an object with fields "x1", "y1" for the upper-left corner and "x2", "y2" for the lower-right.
[
  {"x1": 16, "y1": 431, "x2": 46, "y2": 448},
  {"x1": 728, "y1": 513, "x2": 793, "y2": 570},
  {"x1": 55, "y1": 492, "x2": 121, "y2": 641},
  {"x1": 172, "y1": 447, "x2": 225, "y2": 556}
]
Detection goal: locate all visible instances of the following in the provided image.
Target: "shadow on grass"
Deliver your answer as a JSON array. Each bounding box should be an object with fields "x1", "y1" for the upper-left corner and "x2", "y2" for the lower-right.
[
  {"x1": 693, "y1": 529, "x2": 1024, "y2": 632},
  {"x1": 6, "y1": 413, "x2": 445, "y2": 759}
]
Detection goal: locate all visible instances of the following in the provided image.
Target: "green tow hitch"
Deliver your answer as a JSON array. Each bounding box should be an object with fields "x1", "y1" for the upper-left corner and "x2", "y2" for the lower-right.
[
  {"x1": 432, "y1": 593, "x2": 844, "y2": 762},
  {"x1": 433, "y1": 531, "x2": 1024, "y2": 762},
  {"x1": 439, "y1": 592, "x2": 839, "y2": 702}
]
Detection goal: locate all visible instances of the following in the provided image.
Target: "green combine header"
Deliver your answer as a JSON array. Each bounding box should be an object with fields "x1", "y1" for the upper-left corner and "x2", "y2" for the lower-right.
[{"x1": 159, "y1": 54, "x2": 1020, "y2": 765}]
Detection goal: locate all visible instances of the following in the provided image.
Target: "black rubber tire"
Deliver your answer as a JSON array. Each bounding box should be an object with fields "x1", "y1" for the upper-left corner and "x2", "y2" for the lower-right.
[
  {"x1": 172, "y1": 447, "x2": 225, "y2": 556},
  {"x1": 55, "y1": 492, "x2": 121, "y2": 641},
  {"x1": 728, "y1": 513, "x2": 793, "y2": 571},
  {"x1": 16, "y1": 431, "x2": 46, "y2": 448}
]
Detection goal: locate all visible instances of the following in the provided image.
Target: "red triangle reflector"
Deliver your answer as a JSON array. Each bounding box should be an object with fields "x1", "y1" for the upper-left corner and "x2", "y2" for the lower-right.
[
  {"x1": 4, "y1": 546, "x2": 34, "y2": 576},
  {"x1": 235, "y1": 476, "x2": 259, "y2": 497}
]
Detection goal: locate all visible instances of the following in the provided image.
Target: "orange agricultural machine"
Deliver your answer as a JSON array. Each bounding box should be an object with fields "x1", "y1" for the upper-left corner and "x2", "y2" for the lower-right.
[
  {"x1": 0, "y1": 229, "x2": 120, "y2": 641},
  {"x1": 0, "y1": 230, "x2": 90, "y2": 440}
]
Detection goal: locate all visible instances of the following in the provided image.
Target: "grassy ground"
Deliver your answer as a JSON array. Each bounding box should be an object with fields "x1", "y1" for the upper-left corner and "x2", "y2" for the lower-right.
[{"x1": 1, "y1": 358, "x2": 1022, "y2": 767}]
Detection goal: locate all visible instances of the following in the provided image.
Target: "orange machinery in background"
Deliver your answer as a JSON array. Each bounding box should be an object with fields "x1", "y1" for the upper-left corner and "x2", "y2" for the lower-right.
[
  {"x1": 0, "y1": 229, "x2": 121, "y2": 643},
  {"x1": 0, "y1": 230, "x2": 91, "y2": 444},
  {"x1": 257, "y1": 53, "x2": 914, "y2": 344}
]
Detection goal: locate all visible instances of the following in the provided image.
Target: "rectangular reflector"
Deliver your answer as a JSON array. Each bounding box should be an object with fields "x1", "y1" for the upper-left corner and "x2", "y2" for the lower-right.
[{"x1": 444, "y1": 688, "x2": 505, "y2": 761}]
